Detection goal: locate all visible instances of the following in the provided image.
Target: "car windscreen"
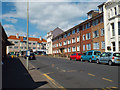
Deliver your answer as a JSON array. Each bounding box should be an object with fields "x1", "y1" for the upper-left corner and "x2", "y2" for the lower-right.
[
  {"x1": 94, "y1": 52, "x2": 101, "y2": 55},
  {"x1": 113, "y1": 53, "x2": 120, "y2": 57},
  {"x1": 78, "y1": 54, "x2": 82, "y2": 56}
]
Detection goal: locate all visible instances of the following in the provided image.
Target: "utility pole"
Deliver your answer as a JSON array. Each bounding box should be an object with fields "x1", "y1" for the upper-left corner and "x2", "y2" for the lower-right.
[{"x1": 26, "y1": 0, "x2": 29, "y2": 70}]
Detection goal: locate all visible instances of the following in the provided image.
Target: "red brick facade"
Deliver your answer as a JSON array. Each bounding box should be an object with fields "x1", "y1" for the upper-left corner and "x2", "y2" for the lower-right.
[{"x1": 52, "y1": 13, "x2": 105, "y2": 57}]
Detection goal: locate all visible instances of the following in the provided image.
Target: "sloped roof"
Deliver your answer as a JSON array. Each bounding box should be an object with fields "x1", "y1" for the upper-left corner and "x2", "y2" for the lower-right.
[
  {"x1": 8, "y1": 35, "x2": 47, "y2": 43},
  {"x1": 52, "y1": 27, "x2": 64, "y2": 38}
]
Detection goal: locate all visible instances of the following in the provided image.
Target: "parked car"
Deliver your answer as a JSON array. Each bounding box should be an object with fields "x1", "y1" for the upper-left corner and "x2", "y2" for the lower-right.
[
  {"x1": 96, "y1": 52, "x2": 120, "y2": 66},
  {"x1": 24, "y1": 52, "x2": 35, "y2": 60},
  {"x1": 70, "y1": 53, "x2": 82, "y2": 61},
  {"x1": 81, "y1": 50, "x2": 101, "y2": 62}
]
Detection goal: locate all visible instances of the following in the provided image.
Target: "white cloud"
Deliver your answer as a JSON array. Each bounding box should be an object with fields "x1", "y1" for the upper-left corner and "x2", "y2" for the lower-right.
[
  {"x1": 2, "y1": 2, "x2": 105, "y2": 32},
  {"x1": 3, "y1": 24, "x2": 26, "y2": 36}
]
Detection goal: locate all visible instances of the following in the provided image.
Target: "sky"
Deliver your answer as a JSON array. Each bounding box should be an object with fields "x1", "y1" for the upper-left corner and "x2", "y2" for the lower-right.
[{"x1": 1, "y1": 0, "x2": 107, "y2": 39}]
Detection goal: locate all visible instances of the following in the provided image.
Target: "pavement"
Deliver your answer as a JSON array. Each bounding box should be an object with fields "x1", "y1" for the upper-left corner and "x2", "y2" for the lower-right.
[{"x1": 2, "y1": 56, "x2": 55, "y2": 89}]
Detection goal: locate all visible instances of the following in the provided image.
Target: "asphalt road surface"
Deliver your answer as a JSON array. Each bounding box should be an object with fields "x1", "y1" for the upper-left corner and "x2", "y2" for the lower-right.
[{"x1": 29, "y1": 56, "x2": 120, "y2": 89}]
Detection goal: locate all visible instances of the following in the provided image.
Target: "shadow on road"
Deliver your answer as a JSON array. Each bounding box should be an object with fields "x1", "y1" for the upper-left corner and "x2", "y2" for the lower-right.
[{"x1": 2, "y1": 56, "x2": 48, "y2": 89}]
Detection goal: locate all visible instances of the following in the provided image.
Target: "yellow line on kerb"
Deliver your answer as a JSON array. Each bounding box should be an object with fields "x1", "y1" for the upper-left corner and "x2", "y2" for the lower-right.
[
  {"x1": 42, "y1": 74, "x2": 66, "y2": 90},
  {"x1": 102, "y1": 78, "x2": 113, "y2": 82},
  {"x1": 88, "y1": 73, "x2": 95, "y2": 76}
]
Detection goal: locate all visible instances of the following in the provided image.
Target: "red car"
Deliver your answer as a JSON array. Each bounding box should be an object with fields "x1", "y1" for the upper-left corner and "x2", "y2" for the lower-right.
[{"x1": 70, "y1": 53, "x2": 82, "y2": 61}]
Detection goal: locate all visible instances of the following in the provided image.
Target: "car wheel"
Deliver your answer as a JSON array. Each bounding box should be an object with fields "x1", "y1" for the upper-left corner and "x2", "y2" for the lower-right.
[
  {"x1": 108, "y1": 60, "x2": 112, "y2": 66},
  {"x1": 96, "y1": 59, "x2": 99, "y2": 64},
  {"x1": 89, "y1": 58, "x2": 92, "y2": 63}
]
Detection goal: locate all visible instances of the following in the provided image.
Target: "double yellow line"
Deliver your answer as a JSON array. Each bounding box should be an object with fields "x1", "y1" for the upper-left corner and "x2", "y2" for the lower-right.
[{"x1": 42, "y1": 73, "x2": 66, "y2": 90}]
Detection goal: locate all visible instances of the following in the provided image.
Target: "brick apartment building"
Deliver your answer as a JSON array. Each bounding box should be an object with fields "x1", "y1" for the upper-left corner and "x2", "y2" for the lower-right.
[
  {"x1": 7, "y1": 34, "x2": 47, "y2": 55},
  {"x1": 52, "y1": 3, "x2": 105, "y2": 57}
]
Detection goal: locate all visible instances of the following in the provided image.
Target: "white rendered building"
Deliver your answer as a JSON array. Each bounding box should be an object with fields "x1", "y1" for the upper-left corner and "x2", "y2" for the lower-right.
[
  {"x1": 103, "y1": 0, "x2": 120, "y2": 52},
  {"x1": 46, "y1": 27, "x2": 63, "y2": 55}
]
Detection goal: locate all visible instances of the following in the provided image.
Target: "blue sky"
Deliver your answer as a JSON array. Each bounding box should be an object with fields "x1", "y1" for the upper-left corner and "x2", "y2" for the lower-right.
[{"x1": 1, "y1": 0, "x2": 107, "y2": 39}]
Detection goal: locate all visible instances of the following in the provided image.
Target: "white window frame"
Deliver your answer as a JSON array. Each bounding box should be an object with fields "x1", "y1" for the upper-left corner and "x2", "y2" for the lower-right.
[
  {"x1": 93, "y1": 42, "x2": 99, "y2": 49},
  {"x1": 83, "y1": 35, "x2": 85, "y2": 40},
  {"x1": 72, "y1": 47, "x2": 76, "y2": 52},
  {"x1": 86, "y1": 44, "x2": 91, "y2": 50},
  {"x1": 68, "y1": 47, "x2": 71, "y2": 52},
  {"x1": 101, "y1": 41, "x2": 105, "y2": 49},
  {"x1": 86, "y1": 33, "x2": 90, "y2": 40},
  {"x1": 72, "y1": 38, "x2": 76, "y2": 43},
  {"x1": 77, "y1": 46, "x2": 80, "y2": 51},
  {"x1": 83, "y1": 45, "x2": 85, "y2": 51},
  {"x1": 68, "y1": 39, "x2": 71, "y2": 44},
  {"x1": 77, "y1": 36, "x2": 80, "y2": 42}
]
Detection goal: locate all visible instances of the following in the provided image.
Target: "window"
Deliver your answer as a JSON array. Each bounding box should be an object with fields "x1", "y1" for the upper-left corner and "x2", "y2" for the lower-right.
[
  {"x1": 72, "y1": 38, "x2": 76, "y2": 43},
  {"x1": 29, "y1": 42, "x2": 31, "y2": 44},
  {"x1": 20, "y1": 47, "x2": 23, "y2": 49},
  {"x1": 77, "y1": 46, "x2": 80, "y2": 51},
  {"x1": 114, "y1": 7, "x2": 117, "y2": 15},
  {"x1": 85, "y1": 23, "x2": 90, "y2": 29},
  {"x1": 101, "y1": 28, "x2": 104, "y2": 36},
  {"x1": 77, "y1": 36, "x2": 80, "y2": 42},
  {"x1": 88, "y1": 52, "x2": 92, "y2": 55},
  {"x1": 68, "y1": 47, "x2": 71, "y2": 52},
  {"x1": 83, "y1": 35, "x2": 85, "y2": 40},
  {"x1": 83, "y1": 45, "x2": 85, "y2": 51},
  {"x1": 57, "y1": 50, "x2": 59, "y2": 53},
  {"x1": 72, "y1": 30, "x2": 75, "y2": 34},
  {"x1": 33, "y1": 43, "x2": 36, "y2": 45},
  {"x1": 25, "y1": 47, "x2": 26, "y2": 49},
  {"x1": 14, "y1": 41, "x2": 18, "y2": 44},
  {"x1": 118, "y1": 22, "x2": 120, "y2": 35},
  {"x1": 14, "y1": 46, "x2": 18, "y2": 49},
  {"x1": 72, "y1": 47, "x2": 76, "y2": 52},
  {"x1": 64, "y1": 34, "x2": 67, "y2": 38},
  {"x1": 100, "y1": 17, "x2": 103, "y2": 23},
  {"x1": 68, "y1": 39, "x2": 71, "y2": 44},
  {"x1": 119, "y1": 41, "x2": 120, "y2": 51},
  {"x1": 93, "y1": 30, "x2": 99, "y2": 38},
  {"x1": 59, "y1": 42, "x2": 62, "y2": 46},
  {"x1": 77, "y1": 28, "x2": 79, "y2": 33},
  {"x1": 86, "y1": 44, "x2": 91, "y2": 50},
  {"x1": 57, "y1": 44, "x2": 59, "y2": 47},
  {"x1": 64, "y1": 41, "x2": 67, "y2": 45},
  {"x1": 86, "y1": 33, "x2": 90, "y2": 40},
  {"x1": 119, "y1": 5, "x2": 120, "y2": 14},
  {"x1": 111, "y1": 23, "x2": 115, "y2": 36},
  {"x1": 112, "y1": 42, "x2": 115, "y2": 51},
  {"x1": 9, "y1": 46, "x2": 12, "y2": 48},
  {"x1": 68, "y1": 32, "x2": 71, "y2": 36},
  {"x1": 101, "y1": 41, "x2": 105, "y2": 49},
  {"x1": 82, "y1": 26, "x2": 85, "y2": 30},
  {"x1": 92, "y1": 19, "x2": 98, "y2": 26},
  {"x1": 93, "y1": 42, "x2": 99, "y2": 49},
  {"x1": 65, "y1": 48, "x2": 67, "y2": 53},
  {"x1": 33, "y1": 47, "x2": 36, "y2": 49},
  {"x1": 110, "y1": 9, "x2": 113, "y2": 17}
]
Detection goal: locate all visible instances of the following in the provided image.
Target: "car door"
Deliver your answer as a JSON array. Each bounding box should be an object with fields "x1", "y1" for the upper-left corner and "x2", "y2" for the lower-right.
[
  {"x1": 105, "y1": 52, "x2": 112, "y2": 63},
  {"x1": 100, "y1": 52, "x2": 106, "y2": 63},
  {"x1": 82, "y1": 53, "x2": 86, "y2": 60}
]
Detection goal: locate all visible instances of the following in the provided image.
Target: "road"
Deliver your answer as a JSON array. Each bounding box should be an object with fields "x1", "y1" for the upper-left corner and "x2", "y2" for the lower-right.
[{"x1": 29, "y1": 56, "x2": 120, "y2": 89}]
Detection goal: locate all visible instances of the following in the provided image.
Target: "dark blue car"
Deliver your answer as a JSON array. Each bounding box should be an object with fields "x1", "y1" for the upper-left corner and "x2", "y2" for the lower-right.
[{"x1": 81, "y1": 50, "x2": 101, "y2": 62}]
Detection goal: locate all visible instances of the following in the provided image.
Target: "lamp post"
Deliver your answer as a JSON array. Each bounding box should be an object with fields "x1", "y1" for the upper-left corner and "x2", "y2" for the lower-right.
[{"x1": 26, "y1": 0, "x2": 29, "y2": 70}]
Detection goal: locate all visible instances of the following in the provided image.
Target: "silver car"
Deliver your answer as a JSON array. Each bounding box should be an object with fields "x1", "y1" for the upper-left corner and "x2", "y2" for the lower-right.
[{"x1": 96, "y1": 52, "x2": 120, "y2": 66}]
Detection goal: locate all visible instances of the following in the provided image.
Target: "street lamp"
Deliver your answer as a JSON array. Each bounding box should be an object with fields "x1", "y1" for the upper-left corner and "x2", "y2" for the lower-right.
[{"x1": 26, "y1": 0, "x2": 29, "y2": 70}]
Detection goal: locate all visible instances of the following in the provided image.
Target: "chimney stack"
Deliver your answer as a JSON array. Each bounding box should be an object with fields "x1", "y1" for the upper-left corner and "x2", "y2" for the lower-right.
[
  {"x1": 16, "y1": 33, "x2": 19, "y2": 38},
  {"x1": 39, "y1": 36, "x2": 42, "y2": 41}
]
